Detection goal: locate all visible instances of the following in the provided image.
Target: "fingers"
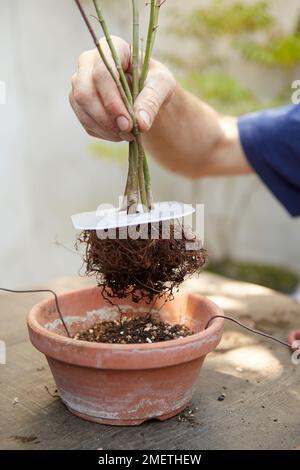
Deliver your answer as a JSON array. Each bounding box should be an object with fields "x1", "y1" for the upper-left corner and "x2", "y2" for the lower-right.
[
  {"x1": 92, "y1": 37, "x2": 133, "y2": 133},
  {"x1": 69, "y1": 91, "x2": 121, "y2": 141},
  {"x1": 134, "y1": 60, "x2": 176, "y2": 132},
  {"x1": 70, "y1": 37, "x2": 176, "y2": 141},
  {"x1": 70, "y1": 39, "x2": 133, "y2": 141}
]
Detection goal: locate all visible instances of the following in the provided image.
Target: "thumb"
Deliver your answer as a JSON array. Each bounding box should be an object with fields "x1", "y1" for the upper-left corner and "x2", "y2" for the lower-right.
[{"x1": 133, "y1": 66, "x2": 176, "y2": 132}]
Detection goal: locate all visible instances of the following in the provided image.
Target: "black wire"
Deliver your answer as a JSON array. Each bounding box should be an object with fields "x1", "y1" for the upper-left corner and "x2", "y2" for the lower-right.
[
  {"x1": 205, "y1": 315, "x2": 292, "y2": 350},
  {"x1": 0, "y1": 288, "x2": 71, "y2": 338},
  {"x1": 0, "y1": 287, "x2": 294, "y2": 349}
]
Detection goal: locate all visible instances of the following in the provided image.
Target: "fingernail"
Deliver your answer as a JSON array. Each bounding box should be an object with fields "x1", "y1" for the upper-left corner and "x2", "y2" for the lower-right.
[
  {"x1": 139, "y1": 110, "x2": 151, "y2": 129},
  {"x1": 116, "y1": 116, "x2": 130, "y2": 132}
]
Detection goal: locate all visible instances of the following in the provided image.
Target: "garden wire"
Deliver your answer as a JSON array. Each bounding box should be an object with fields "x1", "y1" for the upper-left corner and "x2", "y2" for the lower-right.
[{"x1": 0, "y1": 287, "x2": 296, "y2": 350}]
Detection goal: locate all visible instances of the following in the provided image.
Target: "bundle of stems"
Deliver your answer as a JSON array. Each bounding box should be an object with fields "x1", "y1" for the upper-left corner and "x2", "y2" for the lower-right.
[{"x1": 75, "y1": 0, "x2": 165, "y2": 212}]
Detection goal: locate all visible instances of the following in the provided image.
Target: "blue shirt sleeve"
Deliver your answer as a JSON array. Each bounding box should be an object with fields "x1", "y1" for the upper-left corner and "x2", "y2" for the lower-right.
[{"x1": 238, "y1": 104, "x2": 300, "y2": 217}]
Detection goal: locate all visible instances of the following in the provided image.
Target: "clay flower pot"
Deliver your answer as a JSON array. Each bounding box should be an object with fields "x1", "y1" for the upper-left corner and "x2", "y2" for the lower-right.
[{"x1": 27, "y1": 287, "x2": 224, "y2": 426}]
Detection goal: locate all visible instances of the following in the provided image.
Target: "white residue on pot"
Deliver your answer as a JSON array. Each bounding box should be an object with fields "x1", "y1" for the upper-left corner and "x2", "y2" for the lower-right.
[{"x1": 44, "y1": 305, "x2": 161, "y2": 334}]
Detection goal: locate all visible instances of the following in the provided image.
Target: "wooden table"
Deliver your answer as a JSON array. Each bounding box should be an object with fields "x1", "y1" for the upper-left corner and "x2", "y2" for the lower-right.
[{"x1": 1, "y1": 275, "x2": 300, "y2": 450}]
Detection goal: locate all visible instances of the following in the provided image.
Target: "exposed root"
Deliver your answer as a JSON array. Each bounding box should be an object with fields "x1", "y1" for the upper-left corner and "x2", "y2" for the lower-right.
[{"x1": 76, "y1": 222, "x2": 208, "y2": 304}]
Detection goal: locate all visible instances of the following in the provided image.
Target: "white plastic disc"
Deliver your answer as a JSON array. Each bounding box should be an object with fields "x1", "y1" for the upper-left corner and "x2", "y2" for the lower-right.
[{"x1": 71, "y1": 201, "x2": 195, "y2": 231}]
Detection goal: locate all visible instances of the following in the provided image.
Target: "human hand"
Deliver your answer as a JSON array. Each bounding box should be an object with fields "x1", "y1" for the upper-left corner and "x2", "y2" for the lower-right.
[{"x1": 69, "y1": 36, "x2": 176, "y2": 142}]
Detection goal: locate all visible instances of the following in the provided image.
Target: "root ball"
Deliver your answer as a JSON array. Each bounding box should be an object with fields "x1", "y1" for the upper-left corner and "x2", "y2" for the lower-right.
[{"x1": 77, "y1": 222, "x2": 207, "y2": 303}]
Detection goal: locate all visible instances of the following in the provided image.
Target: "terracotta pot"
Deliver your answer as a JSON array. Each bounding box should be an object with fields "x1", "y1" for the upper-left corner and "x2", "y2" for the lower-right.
[{"x1": 27, "y1": 287, "x2": 224, "y2": 426}]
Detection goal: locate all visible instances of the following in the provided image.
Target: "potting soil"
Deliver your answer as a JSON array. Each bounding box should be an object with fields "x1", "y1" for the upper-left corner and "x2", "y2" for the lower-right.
[{"x1": 73, "y1": 315, "x2": 194, "y2": 344}]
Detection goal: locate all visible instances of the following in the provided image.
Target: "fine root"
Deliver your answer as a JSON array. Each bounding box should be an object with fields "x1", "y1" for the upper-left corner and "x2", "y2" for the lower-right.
[{"x1": 76, "y1": 222, "x2": 208, "y2": 304}]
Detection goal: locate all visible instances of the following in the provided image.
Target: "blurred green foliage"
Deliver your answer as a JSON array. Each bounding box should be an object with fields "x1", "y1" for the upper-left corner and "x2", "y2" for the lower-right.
[
  {"x1": 170, "y1": 1, "x2": 300, "y2": 289},
  {"x1": 169, "y1": 0, "x2": 300, "y2": 114},
  {"x1": 89, "y1": 141, "x2": 127, "y2": 163},
  {"x1": 235, "y1": 35, "x2": 300, "y2": 68},
  {"x1": 181, "y1": 72, "x2": 260, "y2": 114},
  {"x1": 207, "y1": 259, "x2": 299, "y2": 294},
  {"x1": 184, "y1": 0, "x2": 273, "y2": 37}
]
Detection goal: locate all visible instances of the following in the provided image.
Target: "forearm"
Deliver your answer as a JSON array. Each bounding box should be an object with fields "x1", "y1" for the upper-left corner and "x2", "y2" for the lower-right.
[{"x1": 143, "y1": 85, "x2": 252, "y2": 178}]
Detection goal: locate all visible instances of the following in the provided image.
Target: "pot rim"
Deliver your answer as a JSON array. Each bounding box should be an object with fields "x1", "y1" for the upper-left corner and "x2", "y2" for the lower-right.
[{"x1": 27, "y1": 287, "x2": 224, "y2": 369}]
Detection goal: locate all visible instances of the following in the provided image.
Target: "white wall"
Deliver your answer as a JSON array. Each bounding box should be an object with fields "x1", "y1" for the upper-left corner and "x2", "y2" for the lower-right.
[{"x1": 0, "y1": 0, "x2": 299, "y2": 288}]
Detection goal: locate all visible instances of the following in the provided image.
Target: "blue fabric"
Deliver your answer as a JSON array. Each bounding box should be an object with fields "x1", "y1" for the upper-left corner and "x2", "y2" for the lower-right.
[{"x1": 238, "y1": 104, "x2": 300, "y2": 217}]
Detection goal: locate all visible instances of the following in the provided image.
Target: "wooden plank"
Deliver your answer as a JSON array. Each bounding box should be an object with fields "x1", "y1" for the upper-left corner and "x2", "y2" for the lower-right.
[{"x1": 1, "y1": 276, "x2": 300, "y2": 450}]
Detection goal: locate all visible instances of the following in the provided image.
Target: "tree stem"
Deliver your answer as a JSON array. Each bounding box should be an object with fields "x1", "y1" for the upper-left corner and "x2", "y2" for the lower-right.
[
  {"x1": 132, "y1": 0, "x2": 139, "y2": 103},
  {"x1": 132, "y1": 0, "x2": 147, "y2": 209},
  {"x1": 128, "y1": 141, "x2": 139, "y2": 209},
  {"x1": 92, "y1": 0, "x2": 132, "y2": 105},
  {"x1": 75, "y1": 0, "x2": 155, "y2": 212},
  {"x1": 143, "y1": 157, "x2": 154, "y2": 209},
  {"x1": 139, "y1": 0, "x2": 165, "y2": 209},
  {"x1": 92, "y1": 0, "x2": 149, "y2": 210},
  {"x1": 151, "y1": 1, "x2": 164, "y2": 55},
  {"x1": 140, "y1": 0, "x2": 156, "y2": 90}
]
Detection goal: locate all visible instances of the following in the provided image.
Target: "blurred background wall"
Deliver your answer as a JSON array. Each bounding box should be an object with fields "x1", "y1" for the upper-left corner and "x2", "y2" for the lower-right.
[{"x1": 0, "y1": 0, "x2": 300, "y2": 288}]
